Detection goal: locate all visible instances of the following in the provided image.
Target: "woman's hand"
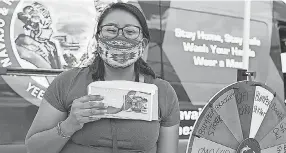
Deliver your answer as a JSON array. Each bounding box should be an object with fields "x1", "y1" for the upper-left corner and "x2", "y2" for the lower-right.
[{"x1": 62, "y1": 95, "x2": 107, "y2": 135}]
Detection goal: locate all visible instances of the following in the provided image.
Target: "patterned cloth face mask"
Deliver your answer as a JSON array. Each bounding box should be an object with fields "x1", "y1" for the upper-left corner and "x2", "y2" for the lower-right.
[{"x1": 97, "y1": 37, "x2": 144, "y2": 69}]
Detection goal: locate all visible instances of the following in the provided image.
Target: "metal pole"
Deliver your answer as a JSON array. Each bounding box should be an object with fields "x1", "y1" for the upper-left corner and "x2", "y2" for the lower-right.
[
  {"x1": 159, "y1": 0, "x2": 164, "y2": 79},
  {"x1": 242, "y1": 0, "x2": 251, "y2": 72}
]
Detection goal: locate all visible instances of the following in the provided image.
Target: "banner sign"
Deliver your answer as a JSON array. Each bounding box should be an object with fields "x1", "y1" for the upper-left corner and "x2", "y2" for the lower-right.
[
  {"x1": 180, "y1": 108, "x2": 203, "y2": 139},
  {"x1": 0, "y1": 0, "x2": 101, "y2": 106},
  {"x1": 162, "y1": 1, "x2": 269, "y2": 105}
]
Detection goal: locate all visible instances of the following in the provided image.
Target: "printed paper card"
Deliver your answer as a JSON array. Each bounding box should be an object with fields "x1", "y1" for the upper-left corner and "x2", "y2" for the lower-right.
[{"x1": 87, "y1": 81, "x2": 158, "y2": 121}]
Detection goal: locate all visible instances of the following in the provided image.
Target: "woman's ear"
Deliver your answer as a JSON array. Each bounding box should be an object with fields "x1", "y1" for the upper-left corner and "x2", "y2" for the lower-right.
[
  {"x1": 141, "y1": 38, "x2": 149, "y2": 61},
  {"x1": 142, "y1": 38, "x2": 149, "y2": 49}
]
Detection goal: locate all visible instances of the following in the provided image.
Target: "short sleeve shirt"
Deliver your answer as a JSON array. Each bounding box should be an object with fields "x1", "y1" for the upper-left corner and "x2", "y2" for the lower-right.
[{"x1": 43, "y1": 67, "x2": 180, "y2": 153}]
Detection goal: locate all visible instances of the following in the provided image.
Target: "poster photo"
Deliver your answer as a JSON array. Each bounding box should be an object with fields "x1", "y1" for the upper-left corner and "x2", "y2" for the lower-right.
[{"x1": 12, "y1": 0, "x2": 98, "y2": 71}]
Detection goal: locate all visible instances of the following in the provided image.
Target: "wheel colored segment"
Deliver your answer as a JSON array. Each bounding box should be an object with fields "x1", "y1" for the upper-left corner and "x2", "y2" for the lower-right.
[
  {"x1": 259, "y1": 117, "x2": 286, "y2": 149},
  {"x1": 192, "y1": 106, "x2": 239, "y2": 149},
  {"x1": 233, "y1": 82, "x2": 256, "y2": 139},
  {"x1": 255, "y1": 96, "x2": 286, "y2": 142},
  {"x1": 188, "y1": 136, "x2": 236, "y2": 153},
  {"x1": 212, "y1": 88, "x2": 243, "y2": 142},
  {"x1": 249, "y1": 86, "x2": 275, "y2": 138},
  {"x1": 261, "y1": 143, "x2": 286, "y2": 153}
]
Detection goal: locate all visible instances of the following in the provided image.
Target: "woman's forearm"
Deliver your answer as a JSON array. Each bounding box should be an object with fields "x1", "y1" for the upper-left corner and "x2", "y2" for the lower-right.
[{"x1": 25, "y1": 121, "x2": 75, "y2": 153}]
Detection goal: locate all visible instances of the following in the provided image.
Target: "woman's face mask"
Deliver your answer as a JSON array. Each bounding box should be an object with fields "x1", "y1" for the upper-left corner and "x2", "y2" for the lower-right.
[{"x1": 97, "y1": 37, "x2": 145, "y2": 69}]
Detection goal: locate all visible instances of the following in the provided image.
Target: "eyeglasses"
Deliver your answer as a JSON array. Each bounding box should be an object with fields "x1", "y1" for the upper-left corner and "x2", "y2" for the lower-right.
[{"x1": 98, "y1": 25, "x2": 142, "y2": 40}]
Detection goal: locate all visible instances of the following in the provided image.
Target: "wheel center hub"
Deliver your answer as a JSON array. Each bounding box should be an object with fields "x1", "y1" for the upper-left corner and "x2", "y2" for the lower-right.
[{"x1": 236, "y1": 138, "x2": 261, "y2": 153}]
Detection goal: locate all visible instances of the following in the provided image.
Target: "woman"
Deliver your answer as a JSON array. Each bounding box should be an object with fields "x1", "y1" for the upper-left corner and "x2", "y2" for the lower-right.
[{"x1": 25, "y1": 2, "x2": 180, "y2": 153}]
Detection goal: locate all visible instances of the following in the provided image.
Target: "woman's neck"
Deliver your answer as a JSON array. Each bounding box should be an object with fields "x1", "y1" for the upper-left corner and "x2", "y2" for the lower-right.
[{"x1": 104, "y1": 63, "x2": 136, "y2": 81}]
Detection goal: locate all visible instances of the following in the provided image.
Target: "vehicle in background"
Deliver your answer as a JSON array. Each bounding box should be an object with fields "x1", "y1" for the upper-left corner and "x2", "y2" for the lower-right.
[{"x1": 0, "y1": 0, "x2": 285, "y2": 153}]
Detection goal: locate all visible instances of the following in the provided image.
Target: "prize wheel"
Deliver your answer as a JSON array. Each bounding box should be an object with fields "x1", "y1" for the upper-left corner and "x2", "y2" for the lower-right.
[{"x1": 186, "y1": 81, "x2": 286, "y2": 153}]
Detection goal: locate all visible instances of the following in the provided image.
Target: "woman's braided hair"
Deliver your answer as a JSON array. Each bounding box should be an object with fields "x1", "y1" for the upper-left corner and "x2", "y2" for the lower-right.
[{"x1": 89, "y1": 2, "x2": 156, "y2": 81}]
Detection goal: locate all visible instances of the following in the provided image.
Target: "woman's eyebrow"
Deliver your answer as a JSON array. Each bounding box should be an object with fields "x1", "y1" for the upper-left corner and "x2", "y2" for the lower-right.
[
  {"x1": 124, "y1": 24, "x2": 140, "y2": 27},
  {"x1": 102, "y1": 23, "x2": 117, "y2": 26},
  {"x1": 100, "y1": 23, "x2": 141, "y2": 29}
]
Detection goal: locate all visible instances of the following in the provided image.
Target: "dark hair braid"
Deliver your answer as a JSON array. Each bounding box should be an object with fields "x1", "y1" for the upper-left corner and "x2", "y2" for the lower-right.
[
  {"x1": 134, "y1": 57, "x2": 156, "y2": 81},
  {"x1": 89, "y1": 2, "x2": 156, "y2": 81},
  {"x1": 90, "y1": 55, "x2": 104, "y2": 81}
]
